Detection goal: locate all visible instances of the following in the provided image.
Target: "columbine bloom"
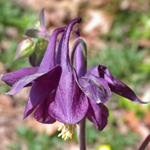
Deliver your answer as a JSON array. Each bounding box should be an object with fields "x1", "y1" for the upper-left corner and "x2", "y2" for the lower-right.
[
  {"x1": 1, "y1": 10, "x2": 148, "y2": 141},
  {"x1": 1, "y1": 17, "x2": 109, "y2": 140}
]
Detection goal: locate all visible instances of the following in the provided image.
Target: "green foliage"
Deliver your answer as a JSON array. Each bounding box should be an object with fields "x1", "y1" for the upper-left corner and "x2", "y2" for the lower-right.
[
  {"x1": 8, "y1": 126, "x2": 64, "y2": 150},
  {"x1": 88, "y1": 44, "x2": 145, "y2": 83},
  {"x1": 86, "y1": 120, "x2": 140, "y2": 150},
  {"x1": 138, "y1": 62, "x2": 150, "y2": 73},
  {"x1": 0, "y1": 0, "x2": 37, "y2": 93},
  {"x1": 0, "y1": 0, "x2": 38, "y2": 74},
  {"x1": 8, "y1": 142, "x2": 21, "y2": 150},
  {"x1": 108, "y1": 11, "x2": 141, "y2": 41},
  {"x1": 100, "y1": 128, "x2": 140, "y2": 150},
  {"x1": 86, "y1": 120, "x2": 100, "y2": 144},
  {"x1": 0, "y1": 40, "x2": 31, "y2": 70},
  {"x1": 105, "y1": 10, "x2": 150, "y2": 41},
  {"x1": 0, "y1": 40, "x2": 30, "y2": 93},
  {"x1": 0, "y1": 0, "x2": 37, "y2": 39},
  {"x1": 118, "y1": 96, "x2": 150, "y2": 118},
  {"x1": 0, "y1": 0, "x2": 37, "y2": 70}
]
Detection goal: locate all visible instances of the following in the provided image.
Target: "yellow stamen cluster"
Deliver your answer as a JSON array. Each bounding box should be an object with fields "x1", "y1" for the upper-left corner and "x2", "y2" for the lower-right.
[{"x1": 58, "y1": 123, "x2": 76, "y2": 141}]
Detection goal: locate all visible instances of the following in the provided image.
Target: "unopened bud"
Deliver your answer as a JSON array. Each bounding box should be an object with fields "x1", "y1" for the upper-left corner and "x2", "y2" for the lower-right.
[
  {"x1": 29, "y1": 38, "x2": 48, "y2": 66},
  {"x1": 15, "y1": 39, "x2": 35, "y2": 60}
]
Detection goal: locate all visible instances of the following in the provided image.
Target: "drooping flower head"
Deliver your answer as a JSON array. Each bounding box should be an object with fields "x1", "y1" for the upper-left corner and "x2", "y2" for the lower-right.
[{"x1": 1, "y1": 9, "x2": 149, "y2": 141}]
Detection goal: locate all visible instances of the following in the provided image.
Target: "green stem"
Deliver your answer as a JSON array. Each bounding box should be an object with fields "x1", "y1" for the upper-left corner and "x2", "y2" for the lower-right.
[
  {"x1": 78, "y1": 117, "x2": 86, "y2": 150},
  {"x1": 138, "y1": 133, "x2": 150, "y2": 150}
]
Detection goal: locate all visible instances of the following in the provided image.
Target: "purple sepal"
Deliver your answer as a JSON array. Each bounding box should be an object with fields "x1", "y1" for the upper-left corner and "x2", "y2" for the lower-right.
[
  {"x1": 33, "y1": 93, "x2": 56, "y2": 124},
  {"x1": 87, "y1": 65, "x2": 147, "y2": 104},
  {"x1": 5, "y1": 66, "x2": 61, "y2": 95},
  {"x1": 86, "y1": 97, "x2": 109, "y2": 131},
  {"x1": 49, "y1": 70, "x2": 89, "y2": 124},
  {"x1": 1, "y1": 67, "x2": 38, "y2": 87},
  {"x1": 23, "y1": 66, "x2": 61, "y2": 119},
  {"x1": 77, "y1": 74, "x2": 111, "y2": 103}
]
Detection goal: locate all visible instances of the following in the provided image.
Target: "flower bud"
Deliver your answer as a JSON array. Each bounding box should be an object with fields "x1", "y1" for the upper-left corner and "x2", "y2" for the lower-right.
[
  {"x1": 29, "y1": 38, "x2": 48, "y2": 66},
  {"x1": 14, "y1": 39, "x2": 35, "y2": 60}
]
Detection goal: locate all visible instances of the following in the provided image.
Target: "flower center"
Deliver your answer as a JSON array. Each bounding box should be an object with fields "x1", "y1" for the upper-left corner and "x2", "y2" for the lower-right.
[{"x1": 58, "y1": 122, "x2": 76, "y2": 140}]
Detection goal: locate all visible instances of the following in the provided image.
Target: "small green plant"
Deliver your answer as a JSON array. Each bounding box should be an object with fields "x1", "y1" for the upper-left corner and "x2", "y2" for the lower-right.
[
  {"x1": 86, "y1": 120, "x2": 141, "y2": 150},
  {"x1": 8, "y1": 125, "x2": 64, "y2": 150},
  {"x1": 88, "y1": 44, "x2": 145, "y2": 84}
]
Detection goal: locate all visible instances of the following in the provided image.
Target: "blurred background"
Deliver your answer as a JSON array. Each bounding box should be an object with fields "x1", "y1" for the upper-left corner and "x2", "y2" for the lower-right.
[{"x1": 0, "y1": 0, "x2": 150, "y2": 150}]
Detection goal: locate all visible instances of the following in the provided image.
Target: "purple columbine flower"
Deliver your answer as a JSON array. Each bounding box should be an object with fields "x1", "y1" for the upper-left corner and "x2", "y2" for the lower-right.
[
  {"x1": 1, "y1": 17, "x2": 110, "y2": 141},
  {"x1": 1, "y1": 13, "x2": 148, "y2": 141}
]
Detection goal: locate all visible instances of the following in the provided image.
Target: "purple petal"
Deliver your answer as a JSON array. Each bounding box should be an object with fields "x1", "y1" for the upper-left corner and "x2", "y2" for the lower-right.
[
  {"x1": 6, "y1": 66, "x2": 61, "y2": 95},
  {"x1": 33, "y1": 93, "x2": 56, "y2": 124},
  {"x1": 108, "y1": 77, "x2": 148, "y2": 103},
  {"x1": 70, "y1": 37, "x2": 87, "y2": 77},
  {"x1": 5, "y1": 72, "x2": 46, "y2": 95},
  {"x1": 61, "y1": 18, "x2": 82, "y2": 66},
  {"x1": 49, "y1": 68, "x2": 89, "y2": 124},
  {"x1": 1, "y1": 67, "x2": 38, "y2": 87},
  {"x1": 55, "y1": 32, "x2": 65, "y2": 65},
  {"x1": 87, "y1": 65, "x2": 147, "y2": 104},
  {"x1": 38, "y1": 27, "x2": 65, "y2": 73},
  {"x1": 76, "y1": 73, "x2": 111, "y2": 103},
  {"x1": 23, "y1": 66, "x2": 62, "y2": 119},
  {"x1": 86, "y1": 97, "x2": 109, "y2": 131}
]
